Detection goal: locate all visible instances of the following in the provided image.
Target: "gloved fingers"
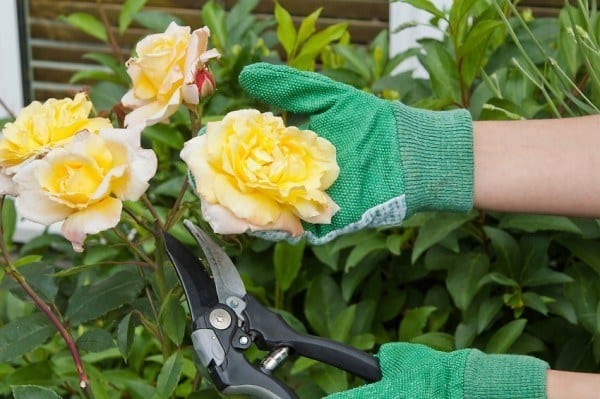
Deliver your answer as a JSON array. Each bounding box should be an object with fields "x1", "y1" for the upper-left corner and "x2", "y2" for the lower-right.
[{"x1": 239, "y1": 62, "x2": 346, "y2": 114}]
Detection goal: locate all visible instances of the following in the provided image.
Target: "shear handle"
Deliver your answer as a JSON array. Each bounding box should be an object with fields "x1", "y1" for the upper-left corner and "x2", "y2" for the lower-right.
[
  {"x1": 244, "y1": 296, "x2": 382, "y2": 383},
  {"x1": 212, "y1": 349, "x2": 297, "y2": 399}
]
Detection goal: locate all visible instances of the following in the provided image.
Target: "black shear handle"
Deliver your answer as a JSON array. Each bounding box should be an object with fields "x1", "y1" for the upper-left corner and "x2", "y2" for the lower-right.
[
  {"x1": 212, "y1": 349, "x2": 297, "y2": 399},
  {"x1": 245, "y1": 296, "x2": 382, "y2": 383}
]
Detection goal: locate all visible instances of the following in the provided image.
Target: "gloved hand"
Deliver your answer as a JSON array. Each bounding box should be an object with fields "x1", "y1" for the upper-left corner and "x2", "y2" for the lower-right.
[
  {"x1": 325, "y1": 343, "x2": 549, "y2": 399},
  {"x1": 239, "y1": 63, "x2": 474, "y2": 244}
]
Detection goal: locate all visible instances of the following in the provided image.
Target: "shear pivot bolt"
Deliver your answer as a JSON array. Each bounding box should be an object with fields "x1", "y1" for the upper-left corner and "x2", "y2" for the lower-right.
[
  {"x1": 209, "y1": 309, "x2": 232, "y2": 330},
  {"x1": 239, "y1": 336, "x2": 249, "y2": 345}
]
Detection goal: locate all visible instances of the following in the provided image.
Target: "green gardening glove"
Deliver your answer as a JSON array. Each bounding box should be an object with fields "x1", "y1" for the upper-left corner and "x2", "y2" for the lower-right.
[
  {"x1": 325, "y1": 343, "x2": 549, "y2": 399},
  {"x1": 239, "y1": 63, "x2": 474, "y2": 244}
]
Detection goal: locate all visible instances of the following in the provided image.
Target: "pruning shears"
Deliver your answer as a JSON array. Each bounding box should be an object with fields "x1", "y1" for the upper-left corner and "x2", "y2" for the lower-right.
[{"x1": 163, "y1": 220, "x2": 382, "y2": 399}]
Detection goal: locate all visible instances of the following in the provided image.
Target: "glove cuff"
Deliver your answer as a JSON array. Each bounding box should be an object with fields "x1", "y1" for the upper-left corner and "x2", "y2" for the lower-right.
[
  {"x1": 463, "y1": 349, "x2": 549, "y2": 399},
  {"x1": 391, "y1": 102, "x2": 473, "y2": 215}
]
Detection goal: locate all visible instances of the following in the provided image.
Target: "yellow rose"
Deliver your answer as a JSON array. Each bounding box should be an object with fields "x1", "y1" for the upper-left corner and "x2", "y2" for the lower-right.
[
  {"x1": 13, "y1": 126, "x2": 157, "y2": 252},
  {"x1": 0, "y1": 93, "x2": 112, "y2": 172},
  {"x1": 181, "y1": 109, "x2": 340, "y2": 236},
  {"x1": 122, "y1": 22, "x2": 220, "y2": 127}
]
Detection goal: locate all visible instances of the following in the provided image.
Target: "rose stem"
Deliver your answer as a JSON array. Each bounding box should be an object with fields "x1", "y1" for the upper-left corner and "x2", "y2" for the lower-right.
[{"x1": 0, "y1": 197, "x2": 95, "y2": 399}]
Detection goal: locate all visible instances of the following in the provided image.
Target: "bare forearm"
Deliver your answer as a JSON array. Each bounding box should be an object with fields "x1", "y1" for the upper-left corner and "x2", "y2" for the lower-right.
[
  {"x1": 473, "y1": 116, "x2": 600, "y2": 217},
  {"x1": 547, "y1": 369, "x2": 600, "y2": 399}
]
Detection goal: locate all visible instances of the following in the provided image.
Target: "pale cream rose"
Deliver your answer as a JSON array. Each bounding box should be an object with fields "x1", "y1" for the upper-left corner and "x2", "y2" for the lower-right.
[
  {"x1": 13, "y1": 125, "x2": 157, "y2": 252},
  {"x1": 0, "y1": 171, "x2": 17, "y2": 196},
  {"x1": 122, "y1": 22, "x2": 220, "y2": 127},
  {"x1": 0, "y1": 93, "x2": 112, "y2": 174},
  {"x1": 181, "y1": 109, "x2": 340, "y2": 237}
]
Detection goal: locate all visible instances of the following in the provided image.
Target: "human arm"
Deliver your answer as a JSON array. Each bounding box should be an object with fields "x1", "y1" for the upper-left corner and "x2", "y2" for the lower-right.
[
  {"x1": 546, "y1": 369, "x2": 600, "y2": 399},
  {"x1": 473, "y1": 116, "x2": 600, "y2": 218}
]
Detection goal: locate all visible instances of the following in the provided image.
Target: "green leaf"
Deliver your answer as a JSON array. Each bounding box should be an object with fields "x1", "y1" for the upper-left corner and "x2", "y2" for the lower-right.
[
  {"x1": 478, "y1": 272, "x2": 519, "y2": 289},
  {"x1": 311, "y1": 244, "x2": 339, "y2": 271},
  {"x1": 399, "y1": 306, "x2": 437, "y2": 341},
  {"x1": 485, "y1": 319, "x2": 527, "y2": 354},
  {"x1": 498, "y1": 215, "x2": 581, "y2": 234},
  {"x1": 201, "y1": 1, "x2": 227, "y2": 50},
  {"x1": 13, "y1": 255, "x2": 43, "y2": 268},
  {"x1": 345, "y1": 234, "x2": 387, "y2": 271},
  {"x1": 459, "y1": 20, "x2": 504, "y2": 87},
  {"x1": 0, "y1": 313, "x2": 55, "y2": 362},
  {"x1": 412, "y1": 212, "x2": 476, "y2": 262},
  {"x1": 77, "y1": 328, "x2": 116, "y2": 352},
  {"x1": 331, "y1": 305, "x2": 356, "y2": 343},
  {"x1": 61, "y1": 13, "x2": 107, "y2": 42},
  {"x1": 12, "y1": 385, "x2": 61, "y2": 399},
  {"x1": 1, "y1": 197, "x2": 16, "y2": 248},
  {"x1": 305, "y1": 275, "x2": 346, "y2": 337},
  {"x1": 293, "y1": 23, "x2": 348, "y2": 70},
  {"x1": 401, "y1": 0, "x2": 447, "y2": 20},
  {"x1": 565, "y1": 264, "x2": 600, "y2": 333},
  {"x1": 522, "y1": 292, "x2": 549, "y2": 315},
  {"x1": 483, "y1": 226, "x2": 520, "y2": 277},
  {"x1": 477, "y1": 296, "x2": 504, "y2": 334},
  {"x1": 334, "y1": 44, "x2": 372, "y2": 81},
  {"x1": 133, "y1": 11, "x2": 182, "y2": 32},
  {"x1": 274, "y1": 239, "x2": 306, "y2": 292},
  {"x1": 446, "y1": 252, "x2": 489, "y2": 311},
  {"x1": 159, "y1": 291, "x2": 186, "y2": 346},
  {"x1": 558, "y1": 237, "x2": 600, "y2": 276},
  {"x1": 296, "y1": 7, "x2": 322, "y2": 47},
  {"x1": 311, "y1": 365, "x2": 348, "y2": 395},
  {"x1": 274, "y1": 2, "x2": 297, "y2": 57},
  {"x1": 119, "y1": 0, "x2": 147, "y2": 34},
  {"x1": 1, "y1": 263, "x2": 58, "y2": 302},
  {"x1": 410, "y1": 332, "x2": 455, "y2": 352},
  {"x1": 350, "y1": 333, "x2": 376, "y2": 350},
  {"x1": 69, "y1": 69, "x2": 121, "y2": 85},
  {"x1": 66, "y1": 271, "x2": 145, "y2": 325},
  {"x1": 143, "y1": 123, "x2": 185, "y2": 149},
  {"x1": 155, "y1": 351, "x2": 183, "y2": 399},
  {"x1": 117, "y1": 313, "x2": 135, "y2": 360},
  {"x1": 418, "y1": 40, "x2": 460, "y2": 102},
  {"x1": 341, "y1": 254, "x2": 378, "y2": 301},
  {"x1": 89, "y1": 81, "x2": 127, "y2": 111}
]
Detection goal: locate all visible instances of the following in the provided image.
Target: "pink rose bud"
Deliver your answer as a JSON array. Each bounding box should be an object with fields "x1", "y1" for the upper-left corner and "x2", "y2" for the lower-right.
[{"x1": 195, "y1": 67, "x2": 216, "y2": 100}]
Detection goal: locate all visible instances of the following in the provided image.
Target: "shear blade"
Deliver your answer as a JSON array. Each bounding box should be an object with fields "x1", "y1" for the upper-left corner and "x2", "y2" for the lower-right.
[
  {"x1": 163, "y1": 231, "x2": 219, "y2": 321},
  {"x1": 183, "y1": 220, "x2": 247, "y2": 303}
]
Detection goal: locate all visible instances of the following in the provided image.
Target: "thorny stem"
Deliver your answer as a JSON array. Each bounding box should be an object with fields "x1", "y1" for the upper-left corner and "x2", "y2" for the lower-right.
[
  {"x1": 0, "y1": 197, "x2": 94, "y2": 398},
  {"x1": 141, "y1": 195, "x2": 162, "y2": 228},
  {"x1": 96, "y1": 0, "x2": 124, "y2": 63},
  {"x1": 112, "y1": 227, "x2": 156, "y2": 267},
  {"x1": 165, "y1": 179, "x2": 189, "y2": 230}
]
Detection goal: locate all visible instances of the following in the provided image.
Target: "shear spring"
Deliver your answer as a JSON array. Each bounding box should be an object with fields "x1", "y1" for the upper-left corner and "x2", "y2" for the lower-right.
[{"x1": 260, "y1": 347, "x2": 290, "y2": 372}]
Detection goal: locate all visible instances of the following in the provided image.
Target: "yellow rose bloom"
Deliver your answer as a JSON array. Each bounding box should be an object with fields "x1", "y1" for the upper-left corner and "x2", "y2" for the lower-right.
[
  {"x1": 122, "y1": 22, "x2": 220, "y2": 127},
  {"x1": 13, "y1": 126, "x2": 157, "y2": 252},
  {"x1": 181, "y1": 109, "x2": 340, "y2": 236},
  {"x1": 0, "y1": 93, "x2": 112, "y2": 171}
]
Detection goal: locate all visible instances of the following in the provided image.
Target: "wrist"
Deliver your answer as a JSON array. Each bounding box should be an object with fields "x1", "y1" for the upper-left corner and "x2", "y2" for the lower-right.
[{"x1": 392, "y1": 102, "x2": 474, "y2": 215}]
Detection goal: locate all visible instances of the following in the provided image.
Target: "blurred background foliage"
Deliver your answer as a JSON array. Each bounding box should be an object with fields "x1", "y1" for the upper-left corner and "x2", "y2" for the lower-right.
[{"x1": 2, "y1": 0, "x2": 600, "y2": 398}]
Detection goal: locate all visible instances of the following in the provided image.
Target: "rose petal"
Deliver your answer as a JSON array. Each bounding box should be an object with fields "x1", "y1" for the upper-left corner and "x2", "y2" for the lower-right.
[
  {"x1": 124, "y1": 90, "x2": 181, "y2": 127},
  {"x1": 201, "y1": 195, "x2": 303, "y2": 237},
  {"x1": 61, "y1": 197, "x2": 122, "y2": 252},
  {"x1": 0, "y1": 171, "x2": 17, "y2": 196}
]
